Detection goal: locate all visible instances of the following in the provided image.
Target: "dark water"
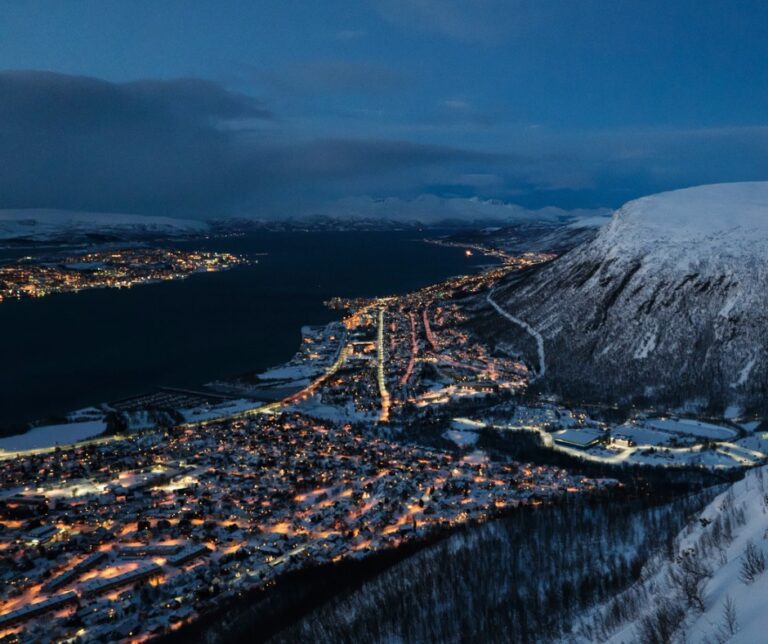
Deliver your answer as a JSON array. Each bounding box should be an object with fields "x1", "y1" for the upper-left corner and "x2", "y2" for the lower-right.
[{"x1": 0, "y1": 231, "x2": 492, "y2": 431}]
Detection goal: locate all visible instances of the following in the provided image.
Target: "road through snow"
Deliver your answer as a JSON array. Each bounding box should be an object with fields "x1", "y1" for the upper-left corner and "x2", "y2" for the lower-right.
[{"x1": 486, "y1": 288, "x2": 546, "y2": 380}]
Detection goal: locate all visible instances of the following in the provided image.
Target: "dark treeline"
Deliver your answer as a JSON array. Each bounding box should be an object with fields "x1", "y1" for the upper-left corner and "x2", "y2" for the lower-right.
[
  {"x1": 271, "y1": 490, "x2": 720, "y2": 643},
  {"x1": 161, "y1": 534, "x2": 441, "y2": 644}
]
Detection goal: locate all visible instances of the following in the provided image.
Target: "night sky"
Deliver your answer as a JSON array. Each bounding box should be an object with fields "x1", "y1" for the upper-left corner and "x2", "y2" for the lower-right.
[{"x1": 0, "y1": 0, "x2": 766, "y2": 218}]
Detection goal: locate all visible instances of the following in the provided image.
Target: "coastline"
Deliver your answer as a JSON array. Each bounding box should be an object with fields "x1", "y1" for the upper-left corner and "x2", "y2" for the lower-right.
[{"x1": 0, "y1": 232, "x2": 499, "y2": 445}]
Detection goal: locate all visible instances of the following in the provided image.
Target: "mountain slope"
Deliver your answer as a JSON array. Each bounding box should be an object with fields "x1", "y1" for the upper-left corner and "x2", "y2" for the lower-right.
[
  {"x1": 445, "y1": 216, "x2": 609, "y2": 254},
  {"x1": 581, "y1": 465, "x2": 768, "y2": 643},
  {"x1": 470, "y1": 182, "x2": 768, "y2": 413}
]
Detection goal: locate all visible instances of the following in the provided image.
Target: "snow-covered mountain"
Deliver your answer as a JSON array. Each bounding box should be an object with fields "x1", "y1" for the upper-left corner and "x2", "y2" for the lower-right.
[
  {"x1": 471, "y1": 182, "x2": 768, "y2": 413},
  {"x1": 445, "y1": 216, "x2": 608, "y2": 254},
  {"x1": 0, "y1": 209, "x2": 209, "y2": 243},
  {"x1": 316, "y1": 194, "x2": 610, "y2": 227}
]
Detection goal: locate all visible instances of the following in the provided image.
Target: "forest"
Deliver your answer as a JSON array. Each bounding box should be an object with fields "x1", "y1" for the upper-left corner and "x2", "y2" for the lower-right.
[{"x1": 269, "y1": 489, "x2": 721, "y2": 643}]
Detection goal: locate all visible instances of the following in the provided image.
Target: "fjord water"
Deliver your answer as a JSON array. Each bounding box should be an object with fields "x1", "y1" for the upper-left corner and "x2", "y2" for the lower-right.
[{"x1": 0, "y1": 231, "x2": 492, "y2": 432}]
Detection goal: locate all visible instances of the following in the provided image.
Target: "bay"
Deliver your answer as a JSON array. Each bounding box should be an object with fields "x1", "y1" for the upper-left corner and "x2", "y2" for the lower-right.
[{"x1": 0, "y1": 231, "x2": 492, "y2": 432}]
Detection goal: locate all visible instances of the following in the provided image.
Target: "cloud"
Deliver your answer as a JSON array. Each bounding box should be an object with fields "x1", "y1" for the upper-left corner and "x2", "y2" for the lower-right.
[
  {"x1": 0, "y1": 71, "x2": 274, "y2": 215},
  {"x1": 333, "y1": 29, "x2": 367, "y2": 41},
  {"x1": 373, "y1": 0, "x2": 524, "y2": 43},
  {"x1": 455, "y1": 173, "x2": 504, "y2": 188},
  {"x1": 0, "y1": 70, "x2": 765, "y2": 218},
  {"x1": 431, "y1": 97, "x2": 499, "y2": 128},
  {"x1": 0, "y1": 70, "x2": 271, "y2": 125},
  {"x1": 498, "y1": 124, "x2": 768, "y2": 207},
  {"x1": 0, "y1": 71, "x2": 500, "y2": 216},
  {"x1": 443, "y1": 99, "x2": 471, "y2": 110},
  {"x1": 250, "y1": 60, "x2": 405, "y2": 96}
]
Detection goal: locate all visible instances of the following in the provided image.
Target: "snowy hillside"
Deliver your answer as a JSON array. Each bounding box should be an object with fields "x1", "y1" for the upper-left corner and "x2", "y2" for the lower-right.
[
  {"x1": 592, "y1": 182, "x2": 768, "y2": 263},
  {"x1": 471, "y1": 182, "x2": 768, "y2": 413},
  {"x1": 446, "y1": 217, "x2": 609, "y2": 254},
  {"x1": 0, "y1": 209, "x2": 208, "y2": 242},
  {"x1": 271, "y1": 491, "x2": 717, "y2": 643},
  {"x1": 582, "y1": 465, "x2": 768, "y2": 643}
]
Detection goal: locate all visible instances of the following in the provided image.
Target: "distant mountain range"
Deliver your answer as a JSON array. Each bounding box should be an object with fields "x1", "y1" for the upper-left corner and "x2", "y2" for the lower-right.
[
  {"x1": 0, "y1": 209, "x2": 208, "y2": 243},
  {"x1": 0, "y1": 201, "x2": 611, "y2": 243},
  {"x1": 469, "y1": 182, "x2": 768, "y2": 415}
]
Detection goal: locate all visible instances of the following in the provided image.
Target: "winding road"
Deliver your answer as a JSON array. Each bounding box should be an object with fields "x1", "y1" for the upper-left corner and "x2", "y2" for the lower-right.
[{"x1": 486, "y1": 287, "x2": 546, "y2": 380}]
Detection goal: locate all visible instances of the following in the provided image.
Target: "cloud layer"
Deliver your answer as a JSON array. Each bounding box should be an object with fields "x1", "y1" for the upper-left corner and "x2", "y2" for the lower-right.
[
  {"x1": 0, "y1": 70, "x2": 765, "y2": 219},
  {"x1": 0, "y1": 71, "x2": 512, "y2": 217}
]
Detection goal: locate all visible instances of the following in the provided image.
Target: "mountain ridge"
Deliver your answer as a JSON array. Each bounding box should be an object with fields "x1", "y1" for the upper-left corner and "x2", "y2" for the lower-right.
[
  {"x1": 469, "y1": 182, "x2": 768, "y2": 414},
  {"x1": 0, "y1": 208, "x2": 208, "y2": 242}
]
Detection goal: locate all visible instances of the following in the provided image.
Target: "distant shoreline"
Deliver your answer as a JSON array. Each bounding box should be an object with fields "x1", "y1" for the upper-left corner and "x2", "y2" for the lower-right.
[{"x1": 0, "y1": 231, "x2": 495, "y2": 440}]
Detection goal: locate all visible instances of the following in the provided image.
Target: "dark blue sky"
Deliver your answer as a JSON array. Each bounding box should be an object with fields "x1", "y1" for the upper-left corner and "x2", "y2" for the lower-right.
[{"x1": 0, "y1": 0, "x2": 766, "y2": 217}]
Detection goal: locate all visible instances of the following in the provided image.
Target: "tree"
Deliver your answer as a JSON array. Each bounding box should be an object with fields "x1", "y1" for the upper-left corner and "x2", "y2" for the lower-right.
[
  {"x1": 739, "y1": 540, "x2": 766, "y2": 584},
  {"x1": 668, "y1": 550, "x2": 710, "y2": 612},
  {"x1": 717, "y1": 594, "x2": 738, "y2": 642},
  {"x1": 638, "y1": 602, "x2": 686, "y2": 644}
]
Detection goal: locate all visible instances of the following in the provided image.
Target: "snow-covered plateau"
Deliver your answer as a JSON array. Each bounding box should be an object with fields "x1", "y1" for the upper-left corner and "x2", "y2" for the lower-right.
[
  {"x1": 472, "y1": 182, "x2": 768, "y2": 413},
  {"x1": 0, "y1": 209, "x2": 208, "y2": 242}
]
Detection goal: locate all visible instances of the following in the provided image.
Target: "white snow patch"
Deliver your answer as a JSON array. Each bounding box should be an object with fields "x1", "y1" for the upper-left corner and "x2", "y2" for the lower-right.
[
  {"x1": 595, "y1": 466, "x2": 768, "y2": 644},
  {"x1": 442, "y1": 429, "x2": 480, "y2": 448},
  {"x1": 0, "y1": 420, "x2": 107, "y2": 452},
  {"x1": 180, "y1": 399, "x2": 264, "y2": 422},
  {"x1": 731, "y1": 354, "x2": 757, "y2": 388},
  {"x1": 740, "y1": 420, "x2": 761, "y2": 432},
  {"x1": 633, "y1": 331, "x2": 657, "y2": 359},
  {"x1": 257, "y1": 364, "x2": 318, "y2": 382},
  {"x1": 719, "y1": 295, "x2": 739, "y2": 318},
  {"x1": 646, "y1": 417, "x2": 737, "y2": 440}
]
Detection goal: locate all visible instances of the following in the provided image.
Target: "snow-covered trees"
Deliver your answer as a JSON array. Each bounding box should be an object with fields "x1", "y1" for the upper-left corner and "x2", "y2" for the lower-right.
[{"x1": 271, "y1": 491, "x2": 715, "y2": 643}]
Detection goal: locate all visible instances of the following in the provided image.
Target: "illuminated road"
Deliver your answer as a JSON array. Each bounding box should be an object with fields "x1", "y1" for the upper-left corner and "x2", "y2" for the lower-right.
[
  {"x1": 422, "y1": 305, "x2": 438, "y2": 350},
  {"x1": 0, "y1": 434, "x2": 127, "y2": 461},
  {"x1": 283, "y1": 343, "x2": 351, "y2": 406},
  {"x1": 185, "y1": 332, "x2": 351, "y2": 427},
  {"x1": 399, "y1": 312, "x2": 418, "y2": 386},
  {"x1": 377, "y1": 308, "x2": 391, "y2": 422}
]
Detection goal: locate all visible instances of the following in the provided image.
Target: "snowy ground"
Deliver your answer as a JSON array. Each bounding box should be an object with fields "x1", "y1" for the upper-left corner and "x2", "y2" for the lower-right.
[
  {"x1": 740, "y1": 420, "x2": 762, "y2": 432},
  {"x1": 0, "y1": 419, "x2": 107, "y2": 452},
  {"x1": 442, "y1": 428, "x2": 480, "y2": 448},
  {"x1": 612, "y1": 423, "x2": 679, "y2": 446},
  {"x1": 451, "y1": 417, "x2": 487, "y2": 431},
  {"x1": 179, "y1": 399, "x2": 265, "y2": 423},
  {"x1": 66, "y1": 406, "x2": 104, "y2": 422},
  {"x1": 492, "y1": 420, "x2": 747, "y2": 469},
  {"x1": 645, "y1": 417, "x2": 738, "y2": 440},
  {"x1": 286, "y1": 396, "x2": 378, "y2": 423},
  {"x1": 256, "y1": 364, "x2": 318, "y2": 382}
]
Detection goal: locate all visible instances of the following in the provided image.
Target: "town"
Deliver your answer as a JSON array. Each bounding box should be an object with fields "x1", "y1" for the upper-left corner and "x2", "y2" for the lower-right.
[
  {"x1": 0, "y1": 247, "x2": 762, "y2": 642},
  {"x1": 0, "y1": 410, "x2": 609, "y2": 641},
  {"x1": 0, "y1": 248, "x2": 246, "y2": 302}
]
